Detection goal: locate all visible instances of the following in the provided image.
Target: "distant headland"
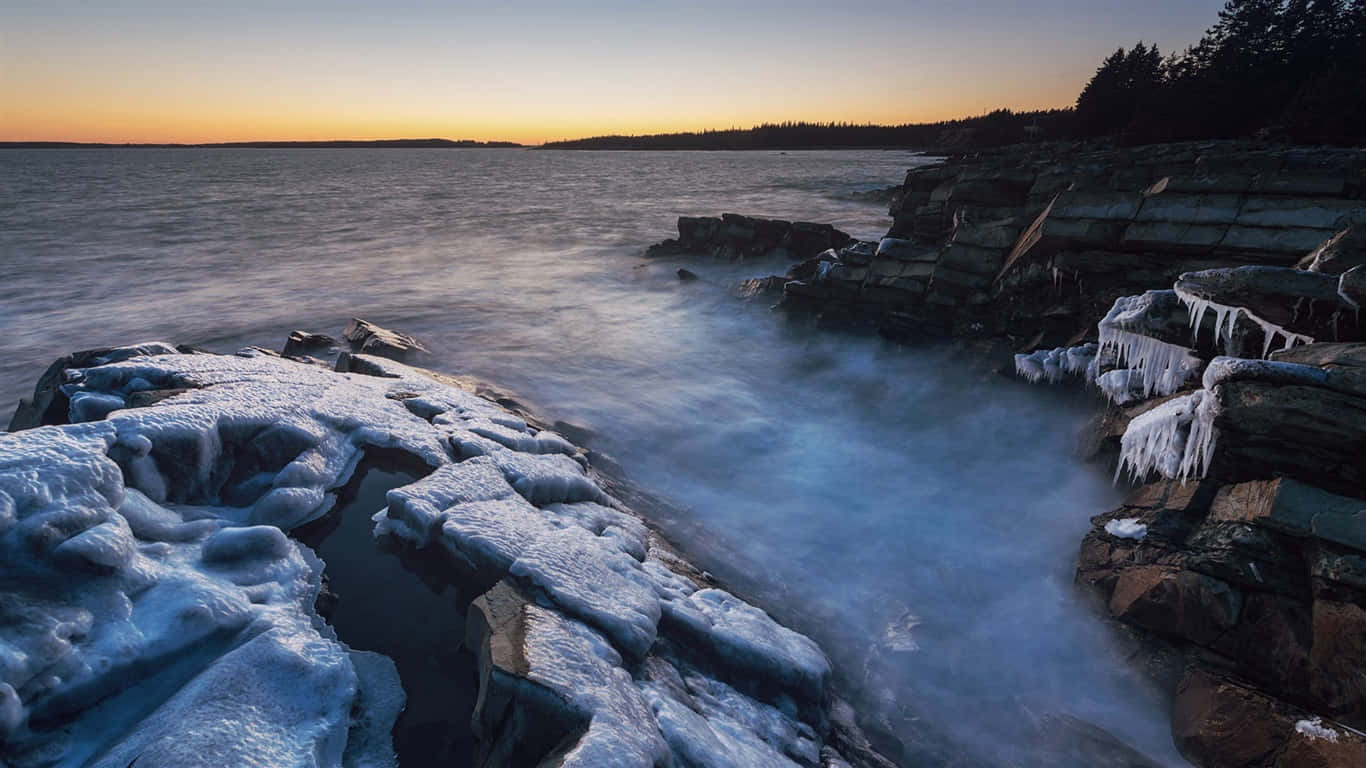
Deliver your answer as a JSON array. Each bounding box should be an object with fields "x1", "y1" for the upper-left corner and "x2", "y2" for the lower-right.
[{"x1": 0, "y1": 138, "x2": 523, "y2": 149}]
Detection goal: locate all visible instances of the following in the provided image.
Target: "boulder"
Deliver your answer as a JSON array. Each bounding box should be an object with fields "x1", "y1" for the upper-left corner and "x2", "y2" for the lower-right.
[
  {"x1": 653, "y1": 214, "x2": 853, "y2": 262},
  {"x1": 342, "y1": 318, "x2": 429, "y2": 362},
  {"x1": 281, "y1": 330, "x2": 340, "y2": 358}
]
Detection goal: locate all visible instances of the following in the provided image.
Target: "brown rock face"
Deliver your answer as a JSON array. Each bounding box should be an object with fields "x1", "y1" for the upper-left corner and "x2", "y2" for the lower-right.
[
  {"x1": 1172, "y1": 670, "x2": 1288, "y2": 768},
  {"x1": 1171, "y1": 669, "x2": 1366, "y2": 768},
  {"x1": 1108, "y1": 566, "x2": 1240, "y2": 646}
]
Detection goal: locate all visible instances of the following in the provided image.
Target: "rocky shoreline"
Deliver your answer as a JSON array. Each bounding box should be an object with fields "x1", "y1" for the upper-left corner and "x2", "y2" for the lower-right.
[
  {"x1": 0, "y1": 324, "x2": 893, "y2": 768},
  {"x1": 647, "y1": 140, "x2": 1366, "y2": 767}
]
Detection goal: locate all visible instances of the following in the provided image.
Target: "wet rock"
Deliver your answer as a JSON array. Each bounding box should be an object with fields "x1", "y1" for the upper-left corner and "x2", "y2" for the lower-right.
[
  {"x1": 737, "y1": 276, "x2": 789, "y2": 299},
  {"x1": 1108, "y1": 566, "x2": 1241, "y2": 646},
  {"x1": 1171, "y1": 668, "x2": 1366, "y2": 768},
  {"x1": 282, "y1": 330, "x2": 341, "y2": 357},
  {"x1": 1172, "y1": 669, "x2": 1291, "y2": 768},
  {"x1": 342, "y1": 318, "x2": 430, "y2": 361},
  {"x1": 649, "y1": 214, "x2": 852, "y2": 262},
  {"x1": 676, "y1": 268, "x2": 699, "y2": 281}
]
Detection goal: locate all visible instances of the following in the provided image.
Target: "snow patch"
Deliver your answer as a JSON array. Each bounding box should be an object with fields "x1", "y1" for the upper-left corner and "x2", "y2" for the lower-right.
[
  {"x1": 1104, "y1": 518, "x2": 1148, "y2": 540},
  {"x1": 1295, "y1": 718, "x2": 1340, "y2": 742}
]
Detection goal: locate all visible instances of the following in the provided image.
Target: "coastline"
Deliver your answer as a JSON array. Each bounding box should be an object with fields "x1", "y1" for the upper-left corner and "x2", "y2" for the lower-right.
[
  {"x1": 0, "y1": 326, "x2": 896, "y2": 768},
  {"x1": 644, "y1": 138, "x2": 1366, "y2": 767}
]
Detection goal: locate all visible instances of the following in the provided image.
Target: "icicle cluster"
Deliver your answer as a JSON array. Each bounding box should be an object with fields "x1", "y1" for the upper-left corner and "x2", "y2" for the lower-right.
[
  {"x1": 1116, "y1": 390, "x2": 1220, "y2": 484},
  {"x1": 1176, "y1": 287, "x2": 1315, "y2": 359},
  {"x1": 1013, "y1": 343, "x2": 1097, "y2": 385},
  {"x1": 1095, "y1": 295, "x2": 1203, "y2": 401}
]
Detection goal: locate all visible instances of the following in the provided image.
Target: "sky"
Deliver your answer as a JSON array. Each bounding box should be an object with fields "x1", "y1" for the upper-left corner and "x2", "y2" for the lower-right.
[{"x1": 0, "y1": 0, "x2": 1230, "y2": 145}]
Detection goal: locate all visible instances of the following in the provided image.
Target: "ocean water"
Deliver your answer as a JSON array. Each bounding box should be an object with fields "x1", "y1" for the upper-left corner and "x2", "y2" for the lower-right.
[{"x1": 0, "y1": 148, "x2": 1182, "y2": 766}]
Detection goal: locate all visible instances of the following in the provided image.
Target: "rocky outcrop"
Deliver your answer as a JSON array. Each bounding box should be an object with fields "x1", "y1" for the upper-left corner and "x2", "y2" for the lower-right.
[
  {"x1": 661, "y1": 142, "x2": 1366, "y2": 348},
  {"x1": 647, "y1": 213, "x2": 853, "y2": 262},
  {"x1": 1013, "y1": 231, "x2": 1366, "y2": 766},
  {"x1": 1, "y1": 336, "x2": 891, "y2": 768},
  {"x1": 342, "y1": 317, "x2": 430, "y2": 361}
]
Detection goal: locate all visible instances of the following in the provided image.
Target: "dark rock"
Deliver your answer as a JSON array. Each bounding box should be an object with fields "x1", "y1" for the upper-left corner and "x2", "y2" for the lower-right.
[
  {"x1": 1171, "y1": 669, "x2": 1290, "y2": 768},
  {"x1": 651, "y1": 213, "x2": 852, "y2": 262},
  {"x1": 342, "y1": 318, "x2": 429, "y2": 362},
  {"x1": 736, "y1": 276, "x2": 788, "y2": 299},
  {"x1": 675, "y1": 268, "x2": 698, "y2": 281},
  {"x1": 464, "y1": 581, "x2": 587, "y2": 767},
  {"x1": 335, "y1": 352, "x2": 402, "y2": 379},
  {"x1": 1208, "y1": 380, "x2": 1366, "y2": 497},
  {"x1": 282, "y1": 330, "x2": 340, "y2": 358}
]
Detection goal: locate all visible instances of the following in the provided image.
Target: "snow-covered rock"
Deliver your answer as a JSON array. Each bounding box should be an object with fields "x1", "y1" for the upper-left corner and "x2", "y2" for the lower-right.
[{"x1": 2, "y1": 345, "x2": 884, "y2": 768}]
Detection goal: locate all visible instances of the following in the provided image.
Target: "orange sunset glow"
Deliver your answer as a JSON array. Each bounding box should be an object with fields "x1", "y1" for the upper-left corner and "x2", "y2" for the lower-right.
[{"x1": 2, "y1": 0, "x2": 1226, "y2": 145}]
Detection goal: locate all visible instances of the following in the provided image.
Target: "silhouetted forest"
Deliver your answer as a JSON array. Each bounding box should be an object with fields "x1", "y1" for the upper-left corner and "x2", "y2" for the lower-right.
[
  {"x1": 544, "y1": 0, "x2": 1366, "y2": 150},
  {"x1": 540, "y1": 112, "x2": 1072, "y2": 151},
  {"x1": 1077, "y1": 0, "x2": 1366, "y2": 144}
]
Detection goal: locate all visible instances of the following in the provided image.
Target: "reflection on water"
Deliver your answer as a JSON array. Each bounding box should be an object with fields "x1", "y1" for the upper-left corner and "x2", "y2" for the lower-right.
[
  {"x1": 1, "y1": 148, "x2": 1181, "y2": 765},
  {"x1": 294, "y1": 464, "x2": 477, "y2": 767}
]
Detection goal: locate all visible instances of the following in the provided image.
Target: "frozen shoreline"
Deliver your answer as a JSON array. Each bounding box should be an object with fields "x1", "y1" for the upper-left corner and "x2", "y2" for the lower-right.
[{"x1": 0, "y1": 337, "x2": 893, "y2": 768}]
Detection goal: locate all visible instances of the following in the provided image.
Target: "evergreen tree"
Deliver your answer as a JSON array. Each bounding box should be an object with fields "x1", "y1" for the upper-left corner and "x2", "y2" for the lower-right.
[{"x1": 1074, "y1": 43, "x2": 1165, "y2": 137}]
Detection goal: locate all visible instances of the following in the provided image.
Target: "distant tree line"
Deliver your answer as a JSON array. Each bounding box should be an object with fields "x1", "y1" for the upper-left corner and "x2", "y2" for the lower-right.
[
  {"x1": 1076, "y1": 0, "x2": 1366, "y2": 144},
  {"x1": 543, "y1": 0, "x2": 1366, "y2": 150},
  {"x1": 539, "y1": 111, "x2": 1073, "y2": 151}
]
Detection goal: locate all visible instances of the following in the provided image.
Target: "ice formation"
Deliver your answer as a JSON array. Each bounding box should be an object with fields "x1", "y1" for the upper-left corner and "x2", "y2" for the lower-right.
[
  {"x1": 0, "y1": 422, "x2": 404, "y2": 767},
  {"x1": 1200, "y1": 356, "x2": 1330, "y2": 391},
  {"x1": 1176, "y1": 286, "x2": 1315, "y2": 359},
  {"x1": 1096, "y1": 369, "x2": 1146, "y2": 405},
  {"x1": 1295, "y1": 718, "x2": 1340, "y2": 743},
  {"x1": 1115, "y1": 391, "x2": 1220, "y2": 484},
  {"x1": 1013, "y1": 343, "x2": 1096, "y2": 385},
  {"x1": 1097, "y1": 293, "x2": 1204, "y2": 400},
  {"x1": 1104, "y1": 518, "x2": 1148, "y2": 540},
  {"x1": 0, "y1": 346, "x2": 860, "y2": 768}
]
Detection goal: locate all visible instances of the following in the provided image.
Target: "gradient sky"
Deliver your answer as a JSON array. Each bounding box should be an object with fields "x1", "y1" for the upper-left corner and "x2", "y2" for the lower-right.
[{"x1": 1, "y1": 0, "x2": 1229, "y2": 144}]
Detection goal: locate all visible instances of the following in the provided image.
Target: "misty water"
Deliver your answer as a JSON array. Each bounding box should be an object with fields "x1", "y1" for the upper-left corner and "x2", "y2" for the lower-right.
[{"x1": 0, "y1": 148, "x2": 1181, "y2": 766}]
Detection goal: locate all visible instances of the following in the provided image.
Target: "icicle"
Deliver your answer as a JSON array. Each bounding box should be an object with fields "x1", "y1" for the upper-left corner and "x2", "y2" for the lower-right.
[
  {"x1": 1095, "y1": 328, "x2": 1201, "y2": 400},
  {"x1": 1062, "y1": 343, "x2": 1097, "y2": 376},
  {"x1": 1015, "y1": 344, "x2": 1097, "y2": 385},
  {"x1": 1116, "y1": 390, "x2": 1219, "y2": 484},
  {"x1": 1014, "y1": 352, "x2": 1047, "y2": 384},
  {"x1": 1096, "y1": 294, "x2": 1203, "y2": 402},
  {"x1": 1175, "y1": 286, "x2": 1314, "y2": 359}
]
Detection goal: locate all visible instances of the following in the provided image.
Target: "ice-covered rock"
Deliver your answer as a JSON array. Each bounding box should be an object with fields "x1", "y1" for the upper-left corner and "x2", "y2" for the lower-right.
[
  {"x1": 1116, "y1": 391, "x2": 1220, "y2": 484},
  {"x1": 2, "y1": 345, "x2": 882, "y2": 768},
  {"x1": 1097, "y1": 292, "x2": 1204, "y2": 401},
  {"x1": 1174, "y1": 267, "x2": 1344, "y2": 357},
  {"x1": 0, "y1": 423, "x2": 399, "y2": 767},
  {"x1": 1013, "y1": 343, "x2": 1097, "y2": 386}
]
